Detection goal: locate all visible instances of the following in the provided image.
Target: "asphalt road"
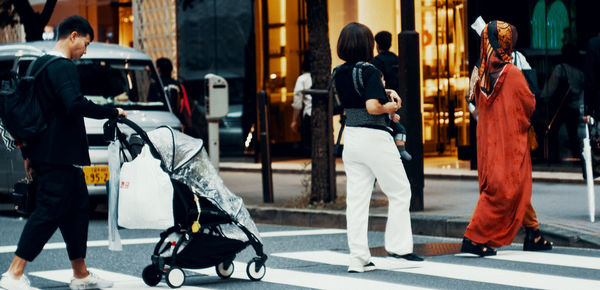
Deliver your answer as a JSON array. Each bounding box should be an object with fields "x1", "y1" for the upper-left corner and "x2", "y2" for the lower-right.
[{"x1": 0, "y1": 215, "x2": 599, "y2": 289}]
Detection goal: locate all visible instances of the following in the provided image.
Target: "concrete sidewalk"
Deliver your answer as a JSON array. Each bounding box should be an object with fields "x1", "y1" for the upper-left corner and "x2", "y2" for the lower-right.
[{"x1": 219, "y1": 157, "x2": 600, "y2": 249}]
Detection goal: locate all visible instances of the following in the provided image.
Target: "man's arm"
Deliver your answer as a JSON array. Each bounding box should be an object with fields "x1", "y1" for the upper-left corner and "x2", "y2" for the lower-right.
[{"x1": 50, "y1": 60, "x2": 123, "y2": 119}]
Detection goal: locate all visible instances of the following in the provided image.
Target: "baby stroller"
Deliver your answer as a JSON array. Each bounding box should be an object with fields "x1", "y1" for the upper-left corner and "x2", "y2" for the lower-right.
[{"x1": 103, "y1": 117, "x2": 267, "y2": 288}]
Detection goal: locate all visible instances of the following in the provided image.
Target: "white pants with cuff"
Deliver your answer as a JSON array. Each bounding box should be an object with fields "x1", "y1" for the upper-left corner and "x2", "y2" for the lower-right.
[{"x1": 342, "y1": 126, "x2": 413, "y2": 267}]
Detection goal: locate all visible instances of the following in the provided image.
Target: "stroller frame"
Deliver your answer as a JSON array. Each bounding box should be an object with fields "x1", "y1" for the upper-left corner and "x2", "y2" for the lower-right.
[{"x1": 104, "y1": 117, "x2": 267, "y2": 288}]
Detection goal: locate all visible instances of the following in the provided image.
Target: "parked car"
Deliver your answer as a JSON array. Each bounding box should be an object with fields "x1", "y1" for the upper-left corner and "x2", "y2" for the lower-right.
[{"x1": 0, "y1": 41, "x2": 181, "y2": 199}]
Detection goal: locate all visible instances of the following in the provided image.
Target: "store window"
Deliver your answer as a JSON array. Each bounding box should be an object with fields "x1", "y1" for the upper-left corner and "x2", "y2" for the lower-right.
[
  {"x1": 417, "y1": 0, "x2": 469, "y2": 155},
  {"x1": 531, "y1": 0, "x2": 569, "y2": 50},
  {"x1": 255, "y1": 0, "x2": 308, "y2": 144}
]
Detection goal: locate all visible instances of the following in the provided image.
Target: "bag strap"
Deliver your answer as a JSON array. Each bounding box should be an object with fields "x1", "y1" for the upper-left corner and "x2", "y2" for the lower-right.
[
  {"x1": 25, "y1": 55, "x2": 62, "y2": 78},
  {"x1": 330, "y1": 65, "x2": 346, "y2": 153},
  {"x1": 335, "y1": 115, "x2": 346, "y2": 152}
]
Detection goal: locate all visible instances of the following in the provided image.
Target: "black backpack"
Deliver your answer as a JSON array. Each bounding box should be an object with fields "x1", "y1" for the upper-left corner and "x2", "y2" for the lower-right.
[{"x1": 0, "y1": 55, "x2": 61, "y2": 147}]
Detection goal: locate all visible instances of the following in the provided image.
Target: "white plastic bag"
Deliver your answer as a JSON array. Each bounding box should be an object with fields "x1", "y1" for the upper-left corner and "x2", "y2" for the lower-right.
[
  {"x1": 117, "y1": 144, "x2": 174, "y2": 229},
  {"x1": 107, "y1": 139, "x2": 122, "y2": 251}
]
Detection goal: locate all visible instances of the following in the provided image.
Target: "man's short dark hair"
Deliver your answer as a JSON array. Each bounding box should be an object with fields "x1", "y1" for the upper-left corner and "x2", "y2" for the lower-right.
[
  {"x1": 374, "y1": 31, "x2": 392, "y2": 51},
  {"x1": 156, "y1": 57, "x2": 173, "y2": 76},
  {"x1": 57, "y1": 15, "x2": 94, "y2": 41},
  {"x1": 337, "y1": 22, "x2": 374, "y2": 62},
  {"x1": 301, "y1": 50, "x2": 311, "y2": 72}
]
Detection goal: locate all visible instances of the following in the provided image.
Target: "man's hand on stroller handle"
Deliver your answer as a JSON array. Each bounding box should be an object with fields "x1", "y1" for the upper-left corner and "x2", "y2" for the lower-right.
[{"x1": 117, "y1": 107, "x2": 127, "y2": 118}]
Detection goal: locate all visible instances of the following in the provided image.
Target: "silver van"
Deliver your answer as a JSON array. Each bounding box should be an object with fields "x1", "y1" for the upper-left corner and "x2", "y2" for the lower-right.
[{"x1": 0, "y1": 41, "x2": 181, "y2": 198}]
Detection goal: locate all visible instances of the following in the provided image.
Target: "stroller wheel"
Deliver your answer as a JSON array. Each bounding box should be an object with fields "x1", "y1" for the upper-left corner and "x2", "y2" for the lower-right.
[
  {"x1": 142, "y1": 264, "x2": 162, "y2": 286},
  {"x1": 216, "y1": 261, "x2": 235, "y2": 279},
  {"x1": 166, "y1": 267, "x2": 185, "y2": 288},
  {"x1": 246, "y1": 259, "x2": 266, "y2": 281}
]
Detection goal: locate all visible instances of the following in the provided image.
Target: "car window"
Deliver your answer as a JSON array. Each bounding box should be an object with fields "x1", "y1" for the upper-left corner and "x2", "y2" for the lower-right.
[
  {"x1": 0, "y1": 59, "x2": 14, "y2": 82},
  {"x1": 76, "y1": 59, "x2": 169, "y2": 111}
]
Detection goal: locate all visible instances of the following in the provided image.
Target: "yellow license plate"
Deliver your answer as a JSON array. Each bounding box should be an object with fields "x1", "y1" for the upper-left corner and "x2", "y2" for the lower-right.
[{"x1": 83, "y1": 165, "x2": 109, "y2": 185}]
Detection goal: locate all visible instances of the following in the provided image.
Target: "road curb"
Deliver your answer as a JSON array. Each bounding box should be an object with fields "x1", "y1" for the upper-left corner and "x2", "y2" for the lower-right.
[{"x1": 247, "y1": 205, "x2": 600, "y2": 249}]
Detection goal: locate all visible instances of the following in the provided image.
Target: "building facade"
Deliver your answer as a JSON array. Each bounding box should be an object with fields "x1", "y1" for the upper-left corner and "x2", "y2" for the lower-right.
[{"x1": 19, "y1": 0, "x2": 600, "y2": 164}]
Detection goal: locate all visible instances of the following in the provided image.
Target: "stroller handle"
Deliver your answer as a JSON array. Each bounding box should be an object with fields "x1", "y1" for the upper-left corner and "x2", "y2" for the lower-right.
[{"x1": 103, "y1": 116, "x2": 168, "y2": 172}]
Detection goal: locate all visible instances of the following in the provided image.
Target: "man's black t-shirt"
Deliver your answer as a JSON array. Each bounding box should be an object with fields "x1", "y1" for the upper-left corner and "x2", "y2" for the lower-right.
[
  {"x1": 371, "y1": 51, "x2": 399, "y2": 92},
  {"x1": 22, "y1": 56, "x2": 118, "y2": 166}
]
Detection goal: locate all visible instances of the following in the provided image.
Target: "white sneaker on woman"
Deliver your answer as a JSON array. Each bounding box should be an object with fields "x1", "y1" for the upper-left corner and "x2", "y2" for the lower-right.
[
  {"x1": 0, "y1": 272, "x2": 39, "y2": 290},
  {"x1": 69, "y1": 272, "x2": 113, "y2": 289}
]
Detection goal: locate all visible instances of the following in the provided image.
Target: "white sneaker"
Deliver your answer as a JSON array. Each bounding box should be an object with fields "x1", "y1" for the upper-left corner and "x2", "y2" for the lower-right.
[
  {"x1": 69, "y1": 272, "x2": 113, "y2": 290},
  {"x1": 0, "y1": 272, "x2": 39, "y2": 290},
  {"x1": 347, "y1": 261, "x2": 376, "y2": 273}
]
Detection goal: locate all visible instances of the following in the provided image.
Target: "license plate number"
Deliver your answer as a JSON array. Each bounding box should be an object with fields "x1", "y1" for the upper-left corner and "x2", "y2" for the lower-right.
[{"x1": 83, "y1": 165, "x2": 109, "y2": 185}]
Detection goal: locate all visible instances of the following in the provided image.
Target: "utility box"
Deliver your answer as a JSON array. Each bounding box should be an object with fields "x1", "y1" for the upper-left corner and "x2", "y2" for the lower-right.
[
  {"x1": 204, "y1": 73, "x2": 229, "y2": 120},
  {"x1": 204, "y1": 73, "x2": 229, "y2": 171}
]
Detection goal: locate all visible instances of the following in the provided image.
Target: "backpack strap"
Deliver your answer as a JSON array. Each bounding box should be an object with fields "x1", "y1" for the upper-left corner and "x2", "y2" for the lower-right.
[
  {"x1": 25, "y1": 55, "x2": 62, "y2": 78},
  {"x1": 330, "y1": 65, "x2": 346, "y2": 155}
]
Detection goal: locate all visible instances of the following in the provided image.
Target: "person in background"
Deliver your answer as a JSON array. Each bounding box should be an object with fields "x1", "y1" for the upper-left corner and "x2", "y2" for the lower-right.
[
  {"x1": 372, "y1": 31, "x2": 411, "y2": 160},
  {"x1": 155, "y1": 57, "x2": 193, "y2": 133},
  {"x1": 290, "y1": 51, "x2": 313, "y2": 156},
  {"x1": 462, "y1": 21, "x2": 552, "y2": 257},
  {"x1": 0, "y1": 15, "x2": 126, "y2": 290},
  {"x1": 540, "y1": 43, "x2": 584, "y2": 163},
  {"x1": 333, "y1": 22, "x2": 423, "y2": 273}
]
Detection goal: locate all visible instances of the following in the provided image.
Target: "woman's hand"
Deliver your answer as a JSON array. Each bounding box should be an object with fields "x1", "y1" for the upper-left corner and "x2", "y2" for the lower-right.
[
  {"x1": 386, "y1": 89, "x2": 402, "y2": 106},
  {"x1": 392, "y1": 113, "x2": 400, "y2": 123},
  {"x1": 382, "y1": 102, "x2": 400, "y2": 114}
]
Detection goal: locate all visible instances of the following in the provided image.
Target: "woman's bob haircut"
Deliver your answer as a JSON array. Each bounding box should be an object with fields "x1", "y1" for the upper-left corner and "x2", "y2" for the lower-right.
[{"x1": 337, "y1": 22, "x2": 374, "y2": 62}]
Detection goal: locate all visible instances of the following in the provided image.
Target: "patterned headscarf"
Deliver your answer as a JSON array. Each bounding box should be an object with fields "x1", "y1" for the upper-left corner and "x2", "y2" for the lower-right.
[{"x1": 479, "y1": 21, "x2": 515, "y2": 95}]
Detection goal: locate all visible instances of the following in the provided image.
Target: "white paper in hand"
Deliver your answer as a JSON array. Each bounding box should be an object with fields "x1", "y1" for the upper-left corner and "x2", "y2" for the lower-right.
[{"x1": 471, "y1": 16, "x2": 486, "y2": 37}]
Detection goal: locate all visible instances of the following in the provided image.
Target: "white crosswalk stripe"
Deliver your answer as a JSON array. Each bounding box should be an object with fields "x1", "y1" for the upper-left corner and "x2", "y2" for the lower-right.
[
  {"x1": 29, "y1": 268, "x2": 208, "y2": 289},
  {"x1": 272, "y1": 250, "x2": 600, "y2": 289},
  {"x1": 189, "y1": 261, "x2": 427, "y2": 289},
  {"x1": 0, "y1": 228, "x2": 346, "y2": 254},
  {"x1": 487, "y1": 250, "x2": 600, "y2": 270}
]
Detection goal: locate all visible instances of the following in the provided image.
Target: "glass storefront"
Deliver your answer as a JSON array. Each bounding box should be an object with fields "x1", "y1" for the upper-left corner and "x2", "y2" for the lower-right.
[
  {"x1": 254, "y1": 0, "x2": 471, "y2": 156},
  {"x1": 416, "y1": 0, "x2": 470, "y2": 156},
  {"x1": 254, "y1": 0, "x2": 308, "y2": 144}
]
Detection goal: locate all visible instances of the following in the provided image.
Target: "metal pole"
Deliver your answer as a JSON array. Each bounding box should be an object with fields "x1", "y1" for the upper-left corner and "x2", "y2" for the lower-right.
[
  {"x1": 399, "y1": 0, "x2": 424, "y2": 211},
  {"x1": 208, "y1": 120, "x2": 220, "y2": 172},
  {"x1": 257, "y1": 90, "x2": 274, "y2": 203},
  {"x1": 583, "y1": 123, "x2": 596, "y2": 222}
]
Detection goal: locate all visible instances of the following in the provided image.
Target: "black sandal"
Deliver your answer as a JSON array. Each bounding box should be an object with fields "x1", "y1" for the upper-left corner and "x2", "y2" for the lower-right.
[
  {"x1": 461, "y1": 237, "x2": 497, "y2": 257},
  {"x1": 523, "y1": 227, "x2": 553, "y2": 251}
]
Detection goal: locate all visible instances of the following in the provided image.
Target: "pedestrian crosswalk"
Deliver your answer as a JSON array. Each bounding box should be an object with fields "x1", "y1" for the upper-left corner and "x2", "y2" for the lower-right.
[
  {"x1": 24, "y1": 247, "x2": 600, "y2": 289},
  {"x1": 274, "y1": 250, "x2": 600, "y2": 289}
]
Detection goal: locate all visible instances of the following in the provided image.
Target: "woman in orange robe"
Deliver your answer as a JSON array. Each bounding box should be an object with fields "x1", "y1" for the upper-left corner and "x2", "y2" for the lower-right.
[{"x1": 462, "y1": 21, "x2": 553, "y2": 256}]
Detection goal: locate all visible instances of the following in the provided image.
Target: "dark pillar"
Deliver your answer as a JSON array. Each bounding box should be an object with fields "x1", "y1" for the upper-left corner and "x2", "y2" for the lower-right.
[
  {"x1": 398, "y1": 0, "x2": 424, "y2": 211},
  {"x1": 257, "y1": 90, "x2": 274, "y2": 203},
  {"x1": 303, "y1": 89, "x2": 336, "y2": 203}
]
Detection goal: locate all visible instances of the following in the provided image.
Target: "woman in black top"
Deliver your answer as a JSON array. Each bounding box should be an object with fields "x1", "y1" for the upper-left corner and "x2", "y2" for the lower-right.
[{"x1": 333, "y1": 23, "x2": 423, "y2": 273}]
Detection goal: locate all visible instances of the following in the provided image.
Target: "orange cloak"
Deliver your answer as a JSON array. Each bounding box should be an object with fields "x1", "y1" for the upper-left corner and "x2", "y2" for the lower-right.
[{"x1": 465, "y1": 63, "x2": 536, "y2": 248}]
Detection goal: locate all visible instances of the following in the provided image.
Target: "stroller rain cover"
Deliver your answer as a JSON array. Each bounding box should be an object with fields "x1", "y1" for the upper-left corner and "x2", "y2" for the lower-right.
[{"x1": 108, "y1": 127, "x2": 262, "y2": 248}]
